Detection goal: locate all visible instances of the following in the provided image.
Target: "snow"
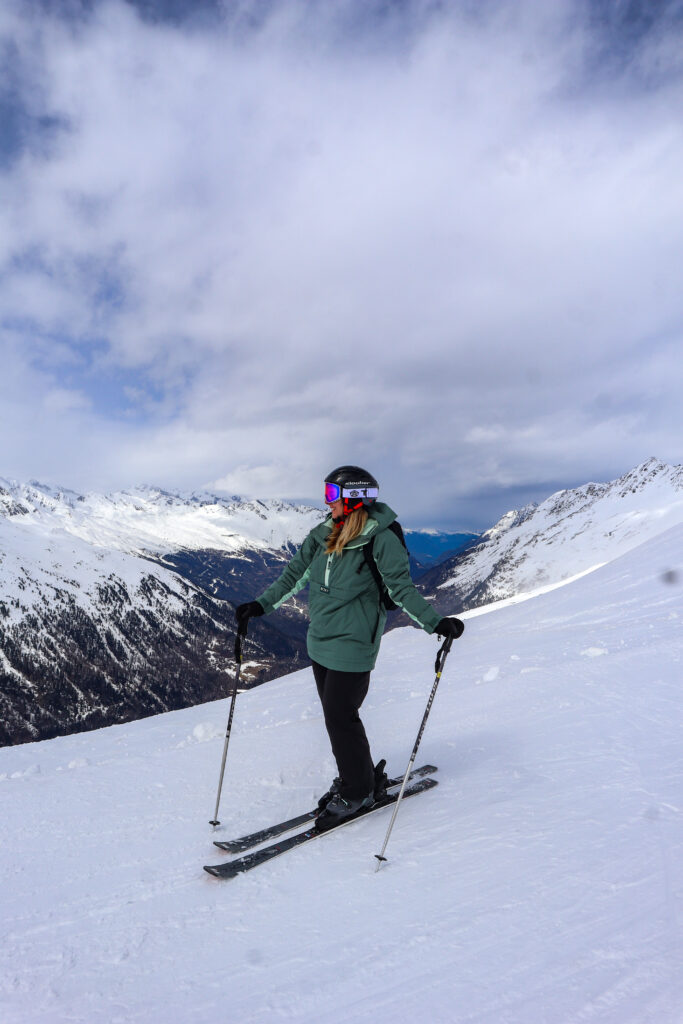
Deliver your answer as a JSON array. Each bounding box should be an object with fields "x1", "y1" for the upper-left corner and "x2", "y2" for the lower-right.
[{"x1": 1, "y1": 524, "x2": 681, "y2": 1022}]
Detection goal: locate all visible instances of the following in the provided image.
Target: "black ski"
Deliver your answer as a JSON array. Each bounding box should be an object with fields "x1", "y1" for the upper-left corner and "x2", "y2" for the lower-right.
[
  {"x1": 204, "y1": 776, "x2": 438, "y2": 880},
  {"x1": 213, "y1": 764, "x2": 438, "y2": 854}
]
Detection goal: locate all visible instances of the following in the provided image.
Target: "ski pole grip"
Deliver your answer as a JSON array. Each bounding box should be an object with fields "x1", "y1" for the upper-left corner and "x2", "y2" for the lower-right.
[
  {"x1": 435, "y1": 634, "x2": 453, "y2": 673},
  {"x1": 234, "y1": 632, "x2": 243, "y2": 665}
]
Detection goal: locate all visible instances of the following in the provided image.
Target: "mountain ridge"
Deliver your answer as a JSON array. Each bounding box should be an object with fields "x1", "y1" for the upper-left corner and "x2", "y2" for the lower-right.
[
  {"x1": 2, "y1": 458, "x2": 681, "y2": 746},
  {"x1": 418, "y1": 456, "x2": 683, "y2": 614}
]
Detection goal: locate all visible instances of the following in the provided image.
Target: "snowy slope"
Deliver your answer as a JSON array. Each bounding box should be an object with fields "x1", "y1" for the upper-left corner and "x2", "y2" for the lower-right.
[
  {"x1": 422, "y1": 457, "x2": 683, "y2": 613},
  {"x1": 1, "y1": 523, "x2": 681, "y2": 1023}
]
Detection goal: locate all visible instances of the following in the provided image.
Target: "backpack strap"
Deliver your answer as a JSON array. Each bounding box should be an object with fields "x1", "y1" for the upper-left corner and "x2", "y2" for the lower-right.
[
  {"x1": 357, "y1": 534, "x2": 400, "y2": 619},
  {"x1": 357, "y1": 535, "x2": 382, "y2": 584},
  {"x1": 387, "y1": 519, "x2": 408, "y2": 552},
  {"x1": 358, "y1": 537, "x2": 384, "y2": 642}
]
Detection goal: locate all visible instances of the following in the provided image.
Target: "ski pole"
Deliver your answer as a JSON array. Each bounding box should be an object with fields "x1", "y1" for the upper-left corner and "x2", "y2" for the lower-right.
[
  {"x1": 209, "y1": 629, "x2": 244, "y2": 827},
  {"x1": 374, "y1": 634, "x2": 453, "y2": 870}
]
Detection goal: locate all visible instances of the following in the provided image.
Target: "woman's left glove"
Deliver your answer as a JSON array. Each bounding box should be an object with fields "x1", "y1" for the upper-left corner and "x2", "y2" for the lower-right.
[
  {"x1": 435, "y1": 617, "x2": 465, "y2": 639},
  {"x1": 235, "y1": 601, "x2": 264, "y2": 634}
]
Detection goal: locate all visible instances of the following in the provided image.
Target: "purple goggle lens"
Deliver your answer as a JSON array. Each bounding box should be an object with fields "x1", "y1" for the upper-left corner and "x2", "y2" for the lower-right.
[{"x1": 325, "y1": 482, "x2": 341, "y2": 504}]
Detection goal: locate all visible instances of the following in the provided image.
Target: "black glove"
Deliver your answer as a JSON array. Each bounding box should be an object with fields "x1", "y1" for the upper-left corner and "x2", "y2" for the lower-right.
[
  {"x1": 235, "y1": 601, "x2": 264, "y2": 634},
  {"x1": 435, "y1": 617, "x2": 465, "y2": 640}
]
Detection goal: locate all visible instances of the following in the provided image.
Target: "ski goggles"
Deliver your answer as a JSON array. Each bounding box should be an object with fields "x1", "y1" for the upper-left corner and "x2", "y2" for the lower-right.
[{"x1": 324, "y1": 482, "x2": 379, "y2": 504}]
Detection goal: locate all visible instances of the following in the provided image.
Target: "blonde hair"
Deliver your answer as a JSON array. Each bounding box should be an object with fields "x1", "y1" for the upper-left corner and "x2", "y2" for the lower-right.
[{"x1": 325, "y1": 508, "x2": 369, "y2": 554}]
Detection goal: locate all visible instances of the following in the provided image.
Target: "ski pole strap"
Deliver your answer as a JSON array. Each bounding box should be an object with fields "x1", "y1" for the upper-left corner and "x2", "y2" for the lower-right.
[{"x1": 435, "y1": 634, "x2": 453, "y2": 674}]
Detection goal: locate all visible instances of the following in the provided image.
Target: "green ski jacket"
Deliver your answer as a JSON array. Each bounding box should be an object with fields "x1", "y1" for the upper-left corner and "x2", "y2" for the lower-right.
[{"x1": 256, "y1": 502, "x2": 442, "y2": 673}]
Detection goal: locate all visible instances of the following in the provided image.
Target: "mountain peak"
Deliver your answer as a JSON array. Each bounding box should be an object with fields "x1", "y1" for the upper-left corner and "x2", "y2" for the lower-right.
[{"x1": 616, "y1": 457, "x2": 682, "y2": 489}]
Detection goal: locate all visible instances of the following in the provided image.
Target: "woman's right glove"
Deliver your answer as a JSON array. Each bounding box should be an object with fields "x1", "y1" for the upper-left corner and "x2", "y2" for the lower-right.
[
  {"x1": 435, "y1": 617, "x2": 465, "y2": 640},
  {"x1": 235, "y1": 601, "x2": 264, "y2": 634}
]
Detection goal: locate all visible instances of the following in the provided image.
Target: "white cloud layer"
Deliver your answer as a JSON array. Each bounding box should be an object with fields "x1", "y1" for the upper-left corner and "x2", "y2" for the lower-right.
[{"x1": 1, "y1": 0, "x2": 682, "y2": 527}]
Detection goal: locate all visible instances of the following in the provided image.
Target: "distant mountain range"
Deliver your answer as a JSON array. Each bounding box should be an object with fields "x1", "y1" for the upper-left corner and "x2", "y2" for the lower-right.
[
  {"x1": 1, "y1": 457, "x2": 681, "y2": 746},
  {"x1": 403, "y1": 529, "x2": 479, "y2": 574}
]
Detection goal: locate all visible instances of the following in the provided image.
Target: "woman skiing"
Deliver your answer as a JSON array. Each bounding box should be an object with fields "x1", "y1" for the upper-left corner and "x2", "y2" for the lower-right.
[{"x1": 236, "y1": 466, "x2": 464, "y2": 829}]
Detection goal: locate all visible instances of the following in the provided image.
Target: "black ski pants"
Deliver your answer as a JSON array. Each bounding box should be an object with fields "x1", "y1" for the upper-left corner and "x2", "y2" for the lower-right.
[{"x1": 311, "y1": 660, "x2": 375, "y2": 800}]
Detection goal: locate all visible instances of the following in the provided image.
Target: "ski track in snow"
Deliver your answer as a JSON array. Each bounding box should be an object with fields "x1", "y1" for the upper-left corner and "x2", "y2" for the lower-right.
[{"x1": 1, "y1": 526, "x2": 682, "y2": 1023}]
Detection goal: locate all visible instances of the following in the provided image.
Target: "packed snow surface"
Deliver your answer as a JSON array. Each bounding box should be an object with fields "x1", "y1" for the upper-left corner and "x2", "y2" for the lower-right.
[{"x1": 1, "y1": 526, "x2": 682, "y2": 1023}]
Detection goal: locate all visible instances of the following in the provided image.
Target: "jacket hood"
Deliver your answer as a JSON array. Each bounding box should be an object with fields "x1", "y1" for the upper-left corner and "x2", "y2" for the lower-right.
[{"x1": 366, "y1": 501, "x2": 397, "y2": 531}]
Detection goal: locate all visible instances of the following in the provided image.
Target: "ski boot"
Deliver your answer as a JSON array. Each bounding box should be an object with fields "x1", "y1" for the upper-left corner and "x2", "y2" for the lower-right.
[
  {"x1": 317, "y1": 776, "x2": 343, "y2": 812},
  {"x1": 315, "y1": 759, "x2": 388, "y2": 831},
  {"x1": 315, "y1": 791, "x2": 375, "y2": 832},
  {"x1": 373, "y1": 758, "x2": 388, "y2": 803}
]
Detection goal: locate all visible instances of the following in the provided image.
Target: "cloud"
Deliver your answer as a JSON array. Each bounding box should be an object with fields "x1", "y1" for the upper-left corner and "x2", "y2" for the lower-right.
[{"x1": 1, "y1": 0, "x2": 682, "y2": 527}]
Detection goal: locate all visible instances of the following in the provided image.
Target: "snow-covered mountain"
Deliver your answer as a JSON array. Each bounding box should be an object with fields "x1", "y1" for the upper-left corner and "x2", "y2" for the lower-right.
[
  {"x1": 0, "y1": 482, "x2": 324, "y2": 746},
  {"x1": 420, "y1": 457, "x2": 683, "y2": 613},
  {"x1": 0, "y1": 480, "x2": 323, "y2": 555},
  {"x1": 1, "y1": 520, "x2": 680, "y2": 1023}
]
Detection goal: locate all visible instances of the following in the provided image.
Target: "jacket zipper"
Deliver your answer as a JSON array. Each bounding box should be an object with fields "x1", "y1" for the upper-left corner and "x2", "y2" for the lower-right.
[{"x1": 324, "y1": 553, "x2": 334, "y2": 588}]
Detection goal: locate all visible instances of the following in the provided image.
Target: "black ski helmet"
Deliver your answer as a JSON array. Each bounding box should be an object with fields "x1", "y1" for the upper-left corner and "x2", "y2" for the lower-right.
[{"x1": 324, "y1": 465, "x2": 379, "y2": 510}]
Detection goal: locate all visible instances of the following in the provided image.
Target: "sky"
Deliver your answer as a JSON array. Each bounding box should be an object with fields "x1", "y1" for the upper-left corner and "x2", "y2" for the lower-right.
[{"x1": 1, "y1": 0, "x2": 682, "y2": 531}]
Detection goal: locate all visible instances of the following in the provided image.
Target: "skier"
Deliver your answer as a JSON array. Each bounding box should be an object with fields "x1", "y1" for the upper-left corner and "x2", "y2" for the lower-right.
[{"x1": 235, "y1": 466, "x2": 464, "y2": 829}]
